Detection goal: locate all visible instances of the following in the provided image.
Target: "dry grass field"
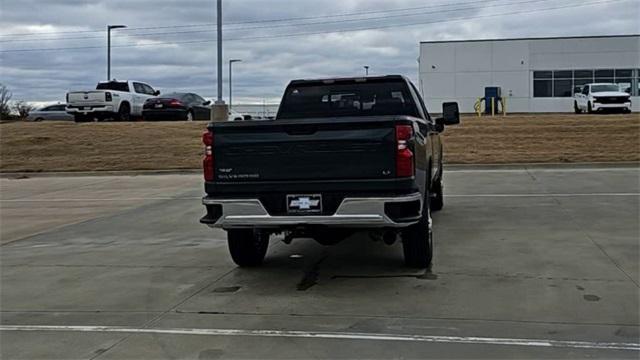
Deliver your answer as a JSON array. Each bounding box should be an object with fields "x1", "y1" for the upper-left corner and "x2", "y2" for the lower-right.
[{"x1": 1, "y1": 114, "x2": 638, "y2": 173}]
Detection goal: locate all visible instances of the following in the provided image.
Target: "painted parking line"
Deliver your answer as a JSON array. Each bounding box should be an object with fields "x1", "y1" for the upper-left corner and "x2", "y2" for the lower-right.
[
  {"x1": 0, "y1": 197, "x2": 202, "y2": 202},
  {"x1": 447, "y1": 168, "x2": 640, "y2": 173},
  {"x1": 447, "y1": 193, "x2": 640, "y2": 197},
  {"x1": 1, "y1": 325, "x2": 638, "y2": 351}
]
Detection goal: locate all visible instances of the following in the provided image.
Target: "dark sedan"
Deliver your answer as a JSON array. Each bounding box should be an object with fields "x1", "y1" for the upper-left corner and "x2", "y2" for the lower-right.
[{"x1": 142, "y1": 92, "x2": 211, "y2": 121}]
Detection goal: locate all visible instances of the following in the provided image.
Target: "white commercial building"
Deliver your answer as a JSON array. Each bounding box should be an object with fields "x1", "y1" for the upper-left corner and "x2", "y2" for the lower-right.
[{"x1": 418, "y1": 35, "x2": 640, "y2": 113}]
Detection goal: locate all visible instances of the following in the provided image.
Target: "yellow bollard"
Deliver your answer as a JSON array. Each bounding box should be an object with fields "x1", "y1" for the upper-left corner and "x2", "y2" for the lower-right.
[
  {"x1": 474, "y1": 98, "x2": 483, "y2": 117},
  {"x1": 503, "y1": 97, "x2": 507, "y2": 116}
]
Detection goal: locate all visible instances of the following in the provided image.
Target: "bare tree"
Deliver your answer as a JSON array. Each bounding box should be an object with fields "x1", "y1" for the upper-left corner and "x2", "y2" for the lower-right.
[
  {"x1": 0, "y1": 84, "x2": 12, "y2": 120},
  {"x1": 13, "y1": 100, "x2": 36, "y2": 120}
]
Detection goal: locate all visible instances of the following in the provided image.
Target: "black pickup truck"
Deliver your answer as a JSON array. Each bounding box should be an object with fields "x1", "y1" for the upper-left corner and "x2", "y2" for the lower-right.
[{"x1": 200, "y1": 75, "x2": 459, "y2": 268}]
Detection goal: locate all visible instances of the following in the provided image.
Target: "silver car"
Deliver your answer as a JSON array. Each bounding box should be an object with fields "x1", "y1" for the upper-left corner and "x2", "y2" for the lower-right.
[{"x1": 27, "y1": 104, "x2": 74, "y2": 121}]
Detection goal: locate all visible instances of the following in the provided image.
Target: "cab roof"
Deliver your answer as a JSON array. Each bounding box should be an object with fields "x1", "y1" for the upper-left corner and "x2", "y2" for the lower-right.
[{"x1": 289, "y1": 75, "x2": 410, "y2": 86}]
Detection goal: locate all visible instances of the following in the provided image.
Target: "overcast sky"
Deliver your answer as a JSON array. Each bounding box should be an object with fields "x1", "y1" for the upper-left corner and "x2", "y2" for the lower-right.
[{"x1": 1, "y1": 0, "x2": 638, "y2": 104}]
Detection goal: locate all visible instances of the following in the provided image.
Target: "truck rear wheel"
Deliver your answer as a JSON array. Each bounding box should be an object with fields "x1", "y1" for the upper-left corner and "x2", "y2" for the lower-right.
[
  {"x1": 115, "y1": 103, "x2": 131, "y2": 121},
  {"x1": 402, "y1": 194, "x2": 433, "y2": 268},
  {"x1": 74, "y1": 114, "x2": 90, "y2": 123},
  {"x1": 227, "y1": 229, "x2": 269, "y2": 267}
]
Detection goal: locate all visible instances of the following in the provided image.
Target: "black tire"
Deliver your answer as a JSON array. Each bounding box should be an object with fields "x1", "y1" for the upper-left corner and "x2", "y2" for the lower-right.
[
  {"x1": 74, "y1": 114, "x2": 89, "y2": 123},
  {"x1": 115, "y1": 103, "x2": 131, "y2": 122},
  {"x1": 402, "y1": 192, "x2": 433, "y2": 268},
  {"x1": 587, "y1": 102, "x2": 593, "y2": 114},
  {"x1": 34, "y1": 117, "x2": 44, "y2": 122},
  {"x1": 227, "y1": 229, "x2": 269, "y2": 267},
  {"x1": 574, "y1": 102, "x2": 582, "y2": 114},
  {"x1": 430, "y1": 177, "x2": 444, "y2": 212}
]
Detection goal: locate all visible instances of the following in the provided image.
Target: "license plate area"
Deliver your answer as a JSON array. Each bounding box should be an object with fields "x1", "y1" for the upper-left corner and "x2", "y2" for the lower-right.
[
  {"x1": 286, "y1": 194, "x2": 322, "y2": 214},
  {"x1": 154, "y1": 104, "x2": 163, "y2": 108}
]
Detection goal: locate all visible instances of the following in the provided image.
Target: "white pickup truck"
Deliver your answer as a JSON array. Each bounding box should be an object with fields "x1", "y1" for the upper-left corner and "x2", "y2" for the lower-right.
[
  {"x1": 574, "y1": 83, "x2": 632, "y2": 114},
  {"x1": 66, "y1": 80, "x2": 160, "y2": 122}
]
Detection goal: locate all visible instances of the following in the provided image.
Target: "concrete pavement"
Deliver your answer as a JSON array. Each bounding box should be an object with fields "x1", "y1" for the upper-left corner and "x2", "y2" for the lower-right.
[{"x1": 1, "y1": 166, "x2": 638, "y2": 359}]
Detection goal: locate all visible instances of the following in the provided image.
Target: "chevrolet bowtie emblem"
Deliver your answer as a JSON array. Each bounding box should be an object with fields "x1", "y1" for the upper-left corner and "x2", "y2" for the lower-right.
[{"x1": 289, "y1": 197, "x2": 320, "y2": 210}]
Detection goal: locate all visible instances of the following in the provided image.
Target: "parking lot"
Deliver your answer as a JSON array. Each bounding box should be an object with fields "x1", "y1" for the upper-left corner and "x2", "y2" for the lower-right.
[{"x1": 1, "y1": 165, "x2": 639, "y2": 359}]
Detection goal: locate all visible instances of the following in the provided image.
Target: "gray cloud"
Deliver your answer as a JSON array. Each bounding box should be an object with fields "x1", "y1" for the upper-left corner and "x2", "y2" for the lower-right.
[{"x1": 1, "y1": 0, "x2": 637, "y2": 104}]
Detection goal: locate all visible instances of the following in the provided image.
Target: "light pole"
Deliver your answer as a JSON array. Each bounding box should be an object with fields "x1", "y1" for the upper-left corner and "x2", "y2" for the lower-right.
[
  {"x1": 107, "y1": 25, "x2": 127, "y2": 81},
  {"x1": 216, "y1": 0, "x2": 223, "y2": 104},
  {"x1": 211, "y1": 0, "x2": 228, "y2": 121},
  {"x1": 229, "y1": 59, "x2": 242, "y2": 109},
  {"x1": 364, "y1": 65, "x2": 369, "y2": 76}
]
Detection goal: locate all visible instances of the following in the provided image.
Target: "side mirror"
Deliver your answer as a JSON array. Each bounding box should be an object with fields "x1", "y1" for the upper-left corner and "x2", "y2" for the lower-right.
[
  {"x1": 574, "y1": 87, "x2": 582, "y2": 94},
  {"x1": 153, "y1": 90, "x2": 161, "y2": 96},
  {"x1": 441, "y1": 102, "x2": 460, "y2": 125},
  {"x1": 203, "y1": 100, "x2": 211, "y2": 106}
]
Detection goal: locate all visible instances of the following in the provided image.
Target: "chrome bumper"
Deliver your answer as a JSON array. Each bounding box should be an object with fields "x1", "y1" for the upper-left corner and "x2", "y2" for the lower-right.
[
  {"x1": 66, "y1": 105, "x2": 114, "y2": 114},
  {"x1": 202, "y1": 193, "x2": 422, "y2": 229},
  {"x1": 592, "y1": 102, "x2": 631, "y2": 109}
]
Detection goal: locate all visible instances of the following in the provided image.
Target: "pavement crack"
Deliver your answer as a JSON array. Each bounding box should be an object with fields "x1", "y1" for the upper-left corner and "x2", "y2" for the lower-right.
[
  {"x1": 296, "y1": 254, "x2": 327, "y2": 291},
  {"x1": 549, "y1": 196, "x2": 639, "y2": 288},
  {"x1": 524, "y1": 166, "x2": 539, "y2": 182},
  {"x1": 90, "y1": 266, "x2": 237, "y2": 360}
]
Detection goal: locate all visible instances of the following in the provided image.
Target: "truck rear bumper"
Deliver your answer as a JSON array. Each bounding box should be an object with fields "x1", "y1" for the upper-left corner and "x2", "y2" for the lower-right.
[
  {"x1": 200, "y1": 193, "x2": 422, "y2": 229},
  {"x1": 66, "y1": 105, "x2": 115, "y2": 114}
]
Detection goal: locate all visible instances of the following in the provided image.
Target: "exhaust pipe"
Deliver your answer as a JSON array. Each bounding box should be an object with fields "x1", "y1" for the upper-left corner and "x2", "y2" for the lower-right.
[
  {"x1": 383, "y1": 231, "x2": 398, "y2": 245},
  {"x1": 369, "y1": 230, "x2": 399, "y2": 245}
]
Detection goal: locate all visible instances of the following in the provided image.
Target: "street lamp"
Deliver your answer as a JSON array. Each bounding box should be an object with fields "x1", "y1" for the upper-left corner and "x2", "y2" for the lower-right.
[
  {"x1": 229, "y1": 59, "x2": 242, "y2": 109},
  {"x1": 211, "y1": 0, "x2": 228, "y2": 122},
  {"x1": 107, "y1": 25, "x2": 127, "y2": 81},
  {"x1": 364, "y1": 65, "x2": 369, "y2": 76}
]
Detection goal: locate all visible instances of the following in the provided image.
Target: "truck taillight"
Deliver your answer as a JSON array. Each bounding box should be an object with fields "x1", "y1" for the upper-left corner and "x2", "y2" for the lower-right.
[
  {"x1": 105, "y1": 92, "x2": 112, "y2": 102},
  {"x1": 395, "y1": 124, "x2": 414, "y2": 178},
  {"x1": 202, "y1": 131, "x2": 214, "y2": 181}
]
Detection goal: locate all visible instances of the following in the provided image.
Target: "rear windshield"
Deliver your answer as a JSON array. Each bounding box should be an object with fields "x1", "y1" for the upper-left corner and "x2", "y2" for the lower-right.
[
  {"x1": 96, "y1": 82, "x2": 129, "y2": 92},
  {"x1": 591, "y1": 84, "x2": 620, "y2": 93},
  {"x1": 277, "y1": 81, "x2": 418, "y2": 119}
]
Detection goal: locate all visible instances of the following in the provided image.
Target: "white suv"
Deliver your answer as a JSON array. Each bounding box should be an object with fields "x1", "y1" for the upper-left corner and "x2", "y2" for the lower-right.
[{"x1": 574, "y1": 83, "x2": 632, "y2": 114}]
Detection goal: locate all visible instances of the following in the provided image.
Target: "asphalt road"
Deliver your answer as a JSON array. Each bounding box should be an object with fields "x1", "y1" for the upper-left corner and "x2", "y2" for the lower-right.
[{"x1": 1, "y1": 165, "x2": 639, "y2": 359}]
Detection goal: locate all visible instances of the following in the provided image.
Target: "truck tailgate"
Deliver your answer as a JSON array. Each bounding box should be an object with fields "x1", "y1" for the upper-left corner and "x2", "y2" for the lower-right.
[
  {"x1": 212, "y1": 117, "x2": 398, "y2": 182},
  {"x1": 68, "y1": 91, "x2": 106, "y2": 104}
]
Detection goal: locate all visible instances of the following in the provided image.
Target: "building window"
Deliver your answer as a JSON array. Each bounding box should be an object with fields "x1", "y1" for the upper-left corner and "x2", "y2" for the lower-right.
[
  {"x1": 574, "y1": 70, "x2": 594, "y2": 80},
  {"x1": 595, "y1": 69, "x2": 614, "y2": 83},
  {"x1": 553, "y1": 71, "x2": 572, "y2": 97},
  {"x1": 533, "y1": 69, "x2": 638, "y2": 97},
  {"x1": 533, "y1": 71, "x2": 552, "y2": 97},
  {"x1": 573, "y1": 70, "x2": 593, "y2": 94}
]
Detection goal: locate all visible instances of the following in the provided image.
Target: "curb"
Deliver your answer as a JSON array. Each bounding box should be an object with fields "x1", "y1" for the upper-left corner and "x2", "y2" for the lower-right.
[
  {"x1": 0, "y1": 169, "x2": 201, "y2": 178},
  {"x1": 1, "y1": 162, "x2": 638, "y2": 178}
]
